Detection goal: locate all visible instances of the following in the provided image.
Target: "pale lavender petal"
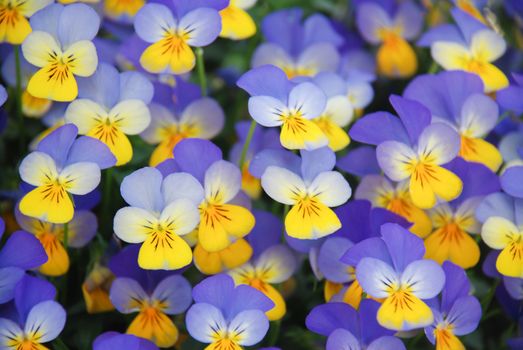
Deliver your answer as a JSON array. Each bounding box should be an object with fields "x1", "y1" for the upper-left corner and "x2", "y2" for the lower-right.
[
  {"x1": 77, "y1": 63, "x2": 119, "y2": 108},
  {"x1": 300, "y1": 147, "x2": 335, "y2": 182},
  {"x1": 326, "y1": 328, "x2": 360, "y2": 350},
  {"x1": 400, "y1": 260, "x2": 445, "y2": 299},
  {"x1": 318, "y1": 237, "x2": 353, "y2": 283},
  {"x1": 24, "y1": 300, "x2": 66, "y2": 342},
  {"x1": 249, "y1": 149, "x2": 301, "y2": 178},
  {"x1": 356, "y1": 2, "x2": 392, "y2": 44},
  {"x1": 475, "y1": 192, "x2": 515, "y2": 223},
  {"x1": 341, "y1": 237, "x2": 392, "y2": 267},
  {"x1": 109, "y1": 277, "x2": 148, "y2": 313},
  {"x1": 229, "y1": 310, "x2": 269, "y2": 346},
  {"x1": 151, "y1": 275, "x2": 192, "y2": 314},
  {"x1": 14, "y1": 275, "x2": 56, "y2": 322},
  {"x1": 417, "y1": 24, "x2": 464, "y2": 47},
  {"x1": 93, "y1": 332, "x2": 159, "y2": 350},
  {"x1": 58, "y1": 3, "x2": 100, "y2": 48},
  {"x1": 185, "y1": 303, "x2": 227, "y2": 344},
  {"x1": 501, "y1": 166, "x2": 523, "y2": 198},
  {"x1": 37, "y1": 124, "x2": 77, "y2": 169},
  {"x1": 179, "y1": 8, "x2": 221, "y2": 47},
  {"x1": 302, "y1": 14, "x2": 344, "y2": 47},
  {"x1": 119, "y1": 71, "x2": 154, "y2": 104},
  {"x1": 451, "y1": 8, "x2": 487, "y2": 44},
  {"x1": 66, "y1": 136, "x2": 116, "y2": 169},
  {"x1": 446, "y1": 296, "x2": 481, "y2": 335},
  {"x1": 173, "y1": 139, "x2": 222, "y2": 182},
  {"x1": 381, "y1": 223, "x2": 425, "y2": 272},
  {"x1": 394, "y1": 1, "x2": 423, "y2": 40},
  {"x1": 389, "y1": 95, "x2": 431, "y2": 145},
  {"x1": 237, "y1": 65, "x2": 293, "y2": 103},
  {"x1": 306, "y1": 302, "x2": 358, "y2": 336},
  {"x1": 367, "y1": 336, "x2": 406, "y2": 350},
  {"x1": 288, "y1": 82, "x2": 326, "y2": 120},
  {"x1": 356, "y1": 257, "x2": 399, "y2": 298},
  {"x1": 67, "y1": 210, "x2": 97, "y2": 248},
  {"x1": 120, "y1": 167, "x2": 164, "y2": 212},
  {"x1": 0, "y1": 267, "x2": 25, "y2": 304}
]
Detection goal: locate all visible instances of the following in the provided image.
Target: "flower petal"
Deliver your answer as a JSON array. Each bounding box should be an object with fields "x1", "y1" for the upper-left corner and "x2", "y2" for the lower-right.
[
  {"x1": 151, "y1": 275, "x2": 192, "y2": 314},
  {"x1": 288, "y1": 82, "x2": 326, "y2": 120},
  {"x1": 308, "y1": 171, "x2": 352, "y2": 207},
  {"x1": 204, "y1": 160, "x2": 241, "y2": 204},
  {"x1": 186, "y1": 303, "x2": 226, "y2": 343},
  {"x1": 179, "y1": 8, "x2": 222, "y2": 47},
  {"x1": 134, "y1": 4, "x2": 176, "y2": 43},
  {"x1": 376, "y1": 141, "x2": 417, "y2": 181},
  {"x1": 400, "y1": 260, "x2": 445, "y2": 299},
  {"x1": 110, "y1": 100, "x2": 151, "y2": 135},
  {"x1": 261, "y1": 166, "x2": 305, "y2": 205},
  {"x1": 229, "y1": 310, "x2": 269, "y2": 346},
  {"x1": 120, "y1": 167, "x2": 163, "y2": 211},
  {"x1": 24, "y1": 300, "x2": 66, "y2": 343},
  {"x1": 109, "y1": 277, "x2": 148, "y2": 313},
  {"x1": 356, "y1": 257, "x2": 399, "y2": 299},
  {"x1": 113, "y1": 207, "x2": 157, "y2": 243},
  {"x1": 19, "y1": 152, "x2": 58, "y2": 187}
]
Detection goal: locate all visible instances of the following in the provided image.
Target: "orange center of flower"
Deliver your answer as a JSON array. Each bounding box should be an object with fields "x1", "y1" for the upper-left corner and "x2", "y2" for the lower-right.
[{"x1": 0, "y1": 4, "x2": 20, "y2": 26}]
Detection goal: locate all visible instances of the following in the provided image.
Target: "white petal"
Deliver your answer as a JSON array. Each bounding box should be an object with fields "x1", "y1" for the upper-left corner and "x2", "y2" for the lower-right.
[
  {"x1": 248, "y1": 96, "x2": 286, "y2": 127},
  {"x1": 110, "y1": 100, "x2": 151, "y2": 135},
  {"x1": 65, "y1": 99, "x2": 107, "y2": 134},
  {"x1": 162, "y1": 172, "x2": 204, "y2": 206},
  {"x1": 470, "y1": 29, "x2": 506, "y2": 62},
  {"x1": 261, "y1": 166, "x2": 305, "y2": 205},
  {"x1": 113, "y1": 206, "x2": 157, "y2": 243},
  {"x1": 204, "y1": 160, "x2": 241, "y2": 203},
  {"x1": 59, "y1": 162, "x2": 100, "y2": 195},
  {"x1": 308, "y1": 171, "x2": 352, "y2": 207},
  {"x1": 19, "y1": 152, "x2": 58, "y2": 186},
  {"x1": 160, "y1": 199, "x2": 200, "y2": 236}
]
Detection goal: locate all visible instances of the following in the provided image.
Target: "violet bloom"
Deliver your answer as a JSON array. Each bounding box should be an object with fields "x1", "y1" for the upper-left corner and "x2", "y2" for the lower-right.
[
  {"x1": 186, "y1": 274, "x2": 273, "y2": 349},
  {"x1": 0, "y1": 218, "x2": 47, "y2": 304},
  {"x1": 0, "y1": 275, "x2": 66, "y2": 349},
  {"x1": 108, "y1": 245, "x2": 192, "y2": 348},
  {"x1": 424, "y1": 262, "x2": 481, "y2": 350},
  {"x1": 342, "y1": 223, "x2": 445, "y2": 331},
  {"x1": 498, "y1": 127, "x2": 523, "y2": 198},
  {"x1": 252, "y1": 8, "x2": 343, "y2": 78},
  {"x1": 93, "y1": 332, "x2": 158, "y2": 350},
  {"x1": 18, "y1": 124, "x2": 116, "y2": 224},
  {"x1": 306, "y1": 299, "x2": 405, "y2": 350}
]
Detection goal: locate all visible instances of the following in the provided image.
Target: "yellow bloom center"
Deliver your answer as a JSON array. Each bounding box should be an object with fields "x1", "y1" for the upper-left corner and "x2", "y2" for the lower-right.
[
  {"x1": 281, "y1": 110, "x2": 308, "y2": 133},
  {"x1": 199, "y1": 202, "x2": 231, "y2": 227},
  {"x1": 161, "y1": 32, "x2": 191, "y2": 57},
  {"x1": 0, "y1": 4, "x2": 20, "y2": 28},
  {"x1": 104, "y1": 0, "x2": 144, "y2": 18},
  {"x1": 40, "y1": 178, "x2": 70, "y2": 204},
  {"x1": 142, "y1": 220, "x2": 178, "y2": 251},
  {"x1": 282, "y1": 65, "x2": 315, "y2": 79},
  {"x1": 90, "y1": 116, "x2": 124, "y2": 146}
]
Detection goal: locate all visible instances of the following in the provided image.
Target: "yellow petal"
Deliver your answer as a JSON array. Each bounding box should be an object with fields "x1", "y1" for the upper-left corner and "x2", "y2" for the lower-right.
[
  {"x1": 22, "y1": 90, "x2": 52, "y2": 118},
  {"x1": 219, "y1": 5, "x2": 256, "y2": 40},
  {"x1": 38, "y1": 233, "x2": 69, "y2": 276},
  {"x1": 280, "y1": 117, "x2": 328, "y2": 150},
  {"x1": 377, "y1": 35, "x2": 417, "y2": 78},
  {"x1": 410, "y1": 165, "x2": 462, "y2": 209},
  {"x1": 250, "y1": 280, "x2": 286, "y2": 321},
  {"x1": 138, "y1": 232, "x2": 193, "y2": 270},
  {"x1": 387, "y1": 198, "x2": 432, "y2": 238},
  {"x1": 343, "y1": 280, "x2": 364, "y2": 309},
  {"x1": 104, "y1": 0, "x2": 145, "y2": 19},
  {"x1": 149, "y1": 136, "x2": 182, "y2": 167},
  {"x1": 82, "y1": 266, "x2": 115, "y2": 314},
  {"x1": 314, "y1": 118, "x2": 351, "y2": 152},
  {"x1": 466, "y1": 61, "x2": 509, "y2": 93},
  {"x1": 324, "y1": 281, "x2": 343, "y2": 302},
  {"x1": 140, "y1": 37, "x2": 195, "y2": 74},
  {"x1": 127, "y1": 309, "x2": 178, "y2": 347},
  {"x1": 220, "y1": 238, "x2": 253, "y2": 269},
  {"x1": 496, "y1": 243, "x2": 523, "y2": 278},
  {"x1": 87, "y1": 126, "x2": 133, "y2": 166},
  {"x1": 206, "y1": 340, "x2": 242, "y2": 350},
  {"x1": 19, "y1": 185, "x2": 74, "y2": 224},
  {"x1": 460, "y1": 136, "x2": 503, "y2": 171},
  {"x1": 241, "y1": 165, "x2": 262, "y2": 199},
  {"x1": 435, "y1": 328, "x2": 466, "y2": 350},
  {"x1": 285, "y1": 198, "x2": 341, "y2": 239},
  {"x1": 27, "y1": 65, "x2": 78, "y2": 102},
  {"x1": 0, "y1": 12, "x2": 31, "y2": 44},
  {"x1": 378, "y1": 291, "x2": 433, "y2": 330},
  {"x1": 424, "y1": 225, "x2": 480, "y2": 269}
]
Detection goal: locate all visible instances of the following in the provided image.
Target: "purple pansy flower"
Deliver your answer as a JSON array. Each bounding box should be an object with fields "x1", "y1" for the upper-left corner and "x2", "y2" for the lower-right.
[{"x1": 93, "y1": 332, "x2": 159, "y2": 350}]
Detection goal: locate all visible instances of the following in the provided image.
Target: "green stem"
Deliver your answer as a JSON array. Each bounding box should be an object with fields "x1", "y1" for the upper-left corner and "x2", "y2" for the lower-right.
[
  {"x1": 63, "y1": 222, "x2": 69, "y2": 248},
  {"x1": 14, "y1": 46, "x2": 25, "y2": 150},
  {"x1": 428, "y1": 61, "x2": 439, "y2": 74},
  {"x1": 195, "y1": 47, "x2": 207, "y2": 96},
  {"x1": 238, "y1": 120, "x2": 257, "y2": 169},
  {"x1": 481, "y1": 279, "x2": 500, "y2": 312},
  {"x1": 102, "y1": 168, "x2": 113, "y2": 235},
  {"x1": 266, "y1": 319, "x2": 281, "y2": 346}
]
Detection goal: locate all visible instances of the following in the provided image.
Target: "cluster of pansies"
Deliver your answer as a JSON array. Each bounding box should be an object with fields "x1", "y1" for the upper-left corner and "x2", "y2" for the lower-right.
[{"x1": 0, "y1": 0, "x2": 522, "y2": 349}]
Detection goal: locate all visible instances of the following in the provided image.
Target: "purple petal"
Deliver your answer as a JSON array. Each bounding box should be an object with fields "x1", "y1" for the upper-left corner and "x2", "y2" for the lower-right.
[
  {"x1": 179, "y1": 8, "x2": 221, "y2": 47},
  {"x1": 306, "y1": 302, "x2": 358, "y2": 336},
  {"x1": 503, "y1": 277, "x2": 523, "y2": 300},
  {"x1": 318, "y1": 237, "x2": 354, "y2": 283},
  {"x1": 341, "y1": 237, "x2": 391, "y2": 267},
  {"x1": 109, "y1": 277, "x2": 148, "y2": 313},
  {"x1": 445, "y1": 158, "x2": 500, "y2": 204},
  {"x1": 497, "y1": 85, "x2": 523, "y2": 113},
  {"x1": 302, "y1": 14, "x2": 344, "y2": 48},
  {"x1": 501, "y1": 166, "x2": 523, "y2": 198},
  {"x1": 119, "y1": 71, "x2": 154, "y2": 104},
  {"x1": 336, "y1": 146, "x2": 380, "y2": 177},
  {"x1": 300, "y1": 147, "x2": 335, "y2": 182},
  {"x1": 381, "y1": 223, "x2": 425, "y2": 272},
  {"x1": 93, "y1": 332, "x2": 159, "y2": 350},
  {"x1": 446, "y1": 296, "x2": 481, "y2": 335},
  {"x1": 359, "y1": 299, "x2": 395, "y2": 345},
  {"x1": 288, "y1": 82, "x2": 326, "y2": 119},
  {"x1": 120, "y1": 167, "x2": 164, "y2": 212},
  {"x1": 66, "y1": 136, "x2": 116, "y2": 169},
  {"x1": 74, "y1": 189, "x2": 101, "y2": 210},
  {"x1": 349, "y1": 112, "x2": 409, "y2": 146},
  {"x1": 77, "y1": 63, "x2": 120, "y2": 108},
  {"x1": 482, "y1": 250, "x2": 501, "y2": 279},
  {"x1": 0, "y1": 231, "x2": 47, "y2": 269},
  {"x1": 389, "y1": 95, "x2": 431, "y2": 145},
  {"x1": 367, "y1": 336, "x2": 406, "y2": 350},
  {"x1": 297, "y1": 43, "x2": 340, "y2": 74},
  {"x1": 246, "y1": 210, "x2": 283, "y2": 259},
  {"x1": 441, "y1": 262, "x2": 471, "y2": 313},
  {"x1": 334, "y1": 200, "x2": 373, "y2": 242},
  {"x1": 14, "y1": 275, "x2": 56, "y2": 322},
  {"x1": 356, "y1": 258, "x2": 398, "y2": 298},
  {"x1": 356, "y1": 2, "x2": 392, "y2": 44},
  {"x1": 228, "y1": 284, "x2": 274, "y2": 319},
  {"x1": 57, "y1": 3, "x2": 100, "y2": 47},
  {"x1": 156, "y1": 159, "x2": 179, "y2": 178},
  {"x1": 475, "y1": 192, "x2": 515, "y2": 224},
  {"x1": 370, "y1": 208, "x2": 411, "y2": 237},
  {"x1": 37, "y1": 124, "x2": 77, "y2": 169},
  {"x1": 393, "y1": 1, "x2": 423, "y2": 40},
  {"x1": 249, "y1": 149, "x2": 301, "y2": 178},
  {"x1": 173, "y1": 139, "x2": 222, "y2": 182},
  {"x1": 261, "y1": 8, "x2": 303, "y2": 56},
  {"x1": 23, "y1": 300, "x2": 66, "y2": 342},
  {"x1": 237, "y1": 65, "x2": 293, "y2": 103},
  {"x1": 451, "y1": 8, "x2": 487, "y2": 44},
  {"x1": 67, "y1": 210, "x2": 97, "y2": 248},
  {"x1": 326, "y1": 328, "x2": 360, "y2": 350},
  {"x1": 0, "y1": 267, "x2": 25, "y2": 304},
  {"x1": 192, "y1": 274, "x2": 234, "y2": 312},
  {"x1": 151, "y1": 275, "x2": 192, "y2": 314},
  {"x1": 313, "y1": 72, "x2": 347, "y2": 97},
  {"x1": 417, "y1": 24, "x2": 465, "y2": 47}
]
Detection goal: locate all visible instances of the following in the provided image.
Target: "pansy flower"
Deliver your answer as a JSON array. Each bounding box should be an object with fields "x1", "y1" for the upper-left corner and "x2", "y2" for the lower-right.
[
  {"x1": 109, "y1": 246, "x2": 192, "y2": 347},
  {"x1": 355, "y1": 175, "x2": 432, "y2": 237},
  {"x1": 65, "y1": 63, "x2": 153, "y2": 165},
  {"x1": 238, "y1": 65, "x2": 328, "y2": 150},
  {"x1": 140, "y1": 89, "x2": 224, "y2": 167},
  {"x1": 351, "y1": 95, "x2": 463, "y2": 209},
  {"x1": 22, "y1": 3, "x2": 100, "y2": 101},
  {"x1": 1, "y1": 51, "x2": 52, "y2": 117},
  {"x1": 15, "y1": 205, "x2": 97, "y2": 276},
  {"x1": 94, "y1": 332, "x2": 158, "y2": 350},
  {"x1": 419, "y1": 8, "x2": 508, "y2": 92},
  {"x1": 18, "y1": 124, "x2": 115, "y2": 224},
  {"x1": 320, "y1": 200, "x2": 410, "y2": 308},
  {"x1": 0, "y1": 220, "x2": 47, "y2": 304},
  {"x1": 0, "y1": 275, "x2": 66, "y2": 349},
  {"x1": 229, "y1": 239, "x2": 297, "y2": 320},
  {"x1": 257, "y1": 147, "x2": 351, "y2": 239},
  {"x1": 252, "y1": 8, "x2": 343, "y2": 78},
  {"x1": 134, "y1": 0, "x2": 223, "y2": 74},
  {"x1": 186, "y1": 274, "x2": 273, "y2": 349},
  {"x1": 424, "y1": 158, "x2": 499, "y2": 268},
  {"x1": 344, "y1": 223, "x2": 445, "y2": 331},
  {"x1": 159, "y1": 139, "x2": 256, "y2": 253},
  {"x1": 356, "y1": 0, "x2": 424, "y2": 78},
  {"x1": 477, "y1": 192, "x2": 523, "y2": 278},
  {"x1": 404, "y1": 70, "x2": 503, "y2": 172},
  {"x1": 82, "y1": 264, "x2": 115, "y2": 314},
  {"x1": 0, "y1": 0, "x2": 52, "y2": 44},
  {"x1": 229, "y1": 121, "x2": 281, "y2": 198},
  {"x1": 113, "y1": 167, "x2": 200, "y2": 269},
  {"x1": 424, "y1": 262, "x2": 481, "y2": 350},
  {"x1": 306, "y1": 300, "x2": 406, "y2": 350},
  {"x1": 219, "y1": 0, "x2": 257, "y2": 40}
]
